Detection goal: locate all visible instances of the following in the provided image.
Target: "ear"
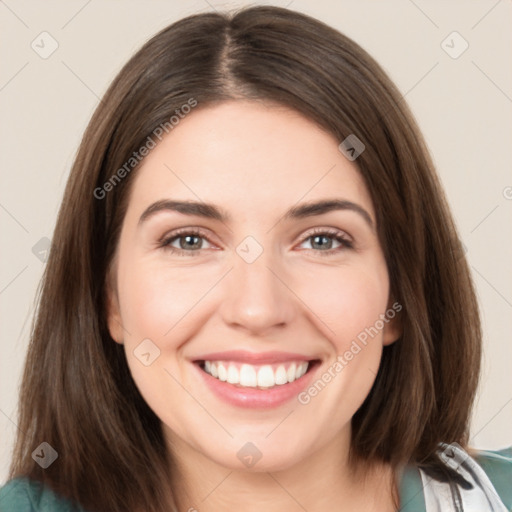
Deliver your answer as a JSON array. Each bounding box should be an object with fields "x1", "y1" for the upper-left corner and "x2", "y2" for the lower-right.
[
  {"x1": 105, "y1": 278, "x2": 125, "y2": 345},
  {"x1": 382, "y1": 299, "x2": 403, "y2": 346}
]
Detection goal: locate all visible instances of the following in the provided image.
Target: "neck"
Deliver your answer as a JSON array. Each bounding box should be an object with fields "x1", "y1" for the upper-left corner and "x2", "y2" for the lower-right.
[{"x1": 166, "y1": 430, "x2": 397, "y2": 512}]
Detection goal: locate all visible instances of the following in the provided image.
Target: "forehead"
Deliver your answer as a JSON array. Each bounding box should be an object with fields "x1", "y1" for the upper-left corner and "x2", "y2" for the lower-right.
[{"x1": 128, "y1": 100, "x2": 374, "y2": 219}]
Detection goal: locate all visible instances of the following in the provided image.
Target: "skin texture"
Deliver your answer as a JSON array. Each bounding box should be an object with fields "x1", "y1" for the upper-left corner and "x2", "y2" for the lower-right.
[{"x1": 107, "y1": 100, "x2": 401, "y2": 511}]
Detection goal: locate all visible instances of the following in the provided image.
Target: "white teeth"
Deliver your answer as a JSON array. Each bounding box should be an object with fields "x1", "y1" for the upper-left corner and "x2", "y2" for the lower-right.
[
  {"x1": 227, "y1": 365, "x2": 239, "y2": 384},
  {"x1": 257, "y1": 365, "x2": 275, "y2": 388},
  {"x1": 295, "y1": 363, "x2": 308, "y2": 379},
  {"x1": 239, "y1": 364, "x2": 257, "y2": 387},
  {"x1": 287, "y1": 363, "x2": 297, "y2": 383},
  {"x1": 274, "y1": 365, "x2": 288, "y2": 385},
  {"x1": 217, "y1": 363, "x2": 227, "y2": 381},
  {"x1": 202, "y1": 360, "x2": 310, "y2": 389}
]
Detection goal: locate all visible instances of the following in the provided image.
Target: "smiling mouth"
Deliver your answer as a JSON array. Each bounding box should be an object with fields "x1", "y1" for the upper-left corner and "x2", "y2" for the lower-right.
[{"x1": 196, "y1": 359, "x2": 320, "y2": 390}]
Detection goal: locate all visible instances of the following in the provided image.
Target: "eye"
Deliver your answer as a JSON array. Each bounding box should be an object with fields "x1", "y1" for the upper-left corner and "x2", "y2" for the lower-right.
[
  {"x1": 297, "y1": 228, "x2": 353, "y2": 256},
  {"x1": 159, "y1": 228, "x2": 215, "y2": 256},
  {"x1": 158, "y1": 227, "x2": 353, "y2": 257}
]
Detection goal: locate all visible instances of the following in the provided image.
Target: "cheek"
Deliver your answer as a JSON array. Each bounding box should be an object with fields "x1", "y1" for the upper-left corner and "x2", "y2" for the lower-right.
[
  {"x1": 291, "y1": 265, "x2": 389, "y2": 430},
  {"x1": 115, "y1": 258, "x2": 206, "y2": 417},
  {"x1": 296, "y1": 262, "x2": 390, "y2": 352},
  {"x1": 116, "y1": 256, "x2": 211, "y2": 344}
]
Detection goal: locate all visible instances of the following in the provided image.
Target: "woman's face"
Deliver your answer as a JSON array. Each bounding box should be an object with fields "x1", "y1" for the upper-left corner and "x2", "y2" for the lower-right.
[{"x1": 107, "y1": 100, "x2": 400, "y2": 472}]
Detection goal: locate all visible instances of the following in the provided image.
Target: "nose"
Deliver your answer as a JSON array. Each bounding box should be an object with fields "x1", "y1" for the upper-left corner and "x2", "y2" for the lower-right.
[{"x1": 217, "y1": 247, "x2": 297, "y2": 335}]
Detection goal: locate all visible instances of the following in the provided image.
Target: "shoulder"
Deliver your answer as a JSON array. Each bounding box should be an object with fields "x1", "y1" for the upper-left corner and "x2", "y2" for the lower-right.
[
  {"x1": 0, "y1": 478, "x2": 37, "y2": 511},
  {"x1": 0, "y1": 477, "x2": 84, "y2": 512},
  {"x1": 399, "y1": 445, "x2": 512, "y2": 512},
  {"x1": 472, "y1": 446, "x2": 512, "y2": 509},
  {"x1": 399, "y1": 464, "x2": 427, "y2": 511}
]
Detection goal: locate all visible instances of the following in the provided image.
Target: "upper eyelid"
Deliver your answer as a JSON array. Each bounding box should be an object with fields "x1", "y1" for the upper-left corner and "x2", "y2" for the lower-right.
[
  {"x1": 304, "y1": 226, "x2": 352, "y2": 239},
  {"x1": 160, "y1": 227, "x2": 214, "y2": 244}
]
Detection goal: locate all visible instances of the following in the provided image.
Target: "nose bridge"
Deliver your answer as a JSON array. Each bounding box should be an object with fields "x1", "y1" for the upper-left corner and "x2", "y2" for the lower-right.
[{"x1": 218, "y1": 236, "x2": 295, "y2": 332}]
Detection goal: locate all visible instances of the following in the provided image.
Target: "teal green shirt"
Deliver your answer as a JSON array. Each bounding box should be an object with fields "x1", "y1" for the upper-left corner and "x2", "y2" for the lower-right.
[{"x1": 1, "y1": 447, "x2": 511, "y2": 511}]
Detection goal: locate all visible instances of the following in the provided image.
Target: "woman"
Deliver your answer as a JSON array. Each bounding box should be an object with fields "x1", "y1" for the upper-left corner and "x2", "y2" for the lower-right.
[{"x1": 1, "y1": 5, "x2": 510, "y2": 512}]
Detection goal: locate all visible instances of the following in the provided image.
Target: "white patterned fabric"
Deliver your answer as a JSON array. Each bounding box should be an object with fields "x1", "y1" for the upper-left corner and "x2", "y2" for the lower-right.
[{"x1": 419, "y1": 443, "x2": 508, "y2": 512}]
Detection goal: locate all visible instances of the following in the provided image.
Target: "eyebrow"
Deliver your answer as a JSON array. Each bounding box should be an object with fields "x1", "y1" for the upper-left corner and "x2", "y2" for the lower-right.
[{"x1": 138, "y1": 198, "x2": 374, "y2": 230}]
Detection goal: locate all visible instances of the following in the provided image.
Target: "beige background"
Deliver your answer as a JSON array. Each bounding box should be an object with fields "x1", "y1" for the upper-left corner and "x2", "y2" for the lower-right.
[{"x1": 1, "y1": 0, "x2": 511, "y2": 484}]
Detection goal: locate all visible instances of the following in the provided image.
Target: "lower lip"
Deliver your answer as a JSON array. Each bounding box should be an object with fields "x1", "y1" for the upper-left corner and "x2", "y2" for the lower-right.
[{"x1": 193, "y1": 362, "x2": 319, "y2": 409}]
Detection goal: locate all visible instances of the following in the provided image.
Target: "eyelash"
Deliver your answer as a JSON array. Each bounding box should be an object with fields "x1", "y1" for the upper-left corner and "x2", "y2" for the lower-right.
[{"x1": 158, "y1": 227, "x2": 353, "y2": 257}]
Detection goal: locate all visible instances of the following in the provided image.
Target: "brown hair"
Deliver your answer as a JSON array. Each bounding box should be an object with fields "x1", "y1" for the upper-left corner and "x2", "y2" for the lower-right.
[{"x1": 8, "y1": 5, "x2": 481, "y2": 511}]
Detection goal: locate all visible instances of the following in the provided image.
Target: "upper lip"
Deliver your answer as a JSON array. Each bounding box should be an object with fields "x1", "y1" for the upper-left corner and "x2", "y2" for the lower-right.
[{"x1": 192, "y1": 350, "x2": 318, "y2": 365}]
